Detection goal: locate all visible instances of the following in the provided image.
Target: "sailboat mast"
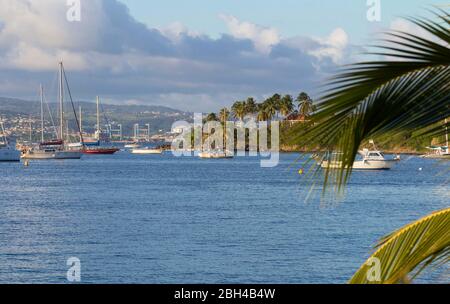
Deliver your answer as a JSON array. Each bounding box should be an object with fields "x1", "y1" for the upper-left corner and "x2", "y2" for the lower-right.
[
  {"x1": 59, "y1": 61, "x2": 64, "y2": 141},
  {"x1": 40, "y1": 84, "x2": 44, "y2": 143},
  {"x1": 79, "y1": 106, "x2": 82, "y2": 135},
  {"x1": 445, "y1": 118, "x2": 449, "y2": 148},
  {"x1": 96, "y1": 96, "x2": 100, "y2": 138}
]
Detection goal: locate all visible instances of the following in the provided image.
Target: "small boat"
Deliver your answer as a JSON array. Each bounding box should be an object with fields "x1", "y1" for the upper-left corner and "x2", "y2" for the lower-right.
[
  {"x1": 320, "y1": 141, "x2": 399, "y2": 170},
  {"x1": 421, "y1": 119, "x2": 449, "y2": 159},
  {"x1": 131, "y1": 147, "x2": 163, "y2": 154},
  {"x1": 420, "y1": 146, "x2": 450, "y2": 159},
  {"x1": 198, "y1": 150, "x2": 234, "y2": 159},
  {"x1": 0, "y1": 122, "x2": 20, "y2": 162}
]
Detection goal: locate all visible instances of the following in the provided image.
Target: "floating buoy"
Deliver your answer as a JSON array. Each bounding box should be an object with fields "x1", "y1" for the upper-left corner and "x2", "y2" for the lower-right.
[
  {"x1": 298, "y1": 168, "x2": 304, "y2": 175},
  {"x1": 418, "y1": 167, "x2": 423, "y2": 171}
]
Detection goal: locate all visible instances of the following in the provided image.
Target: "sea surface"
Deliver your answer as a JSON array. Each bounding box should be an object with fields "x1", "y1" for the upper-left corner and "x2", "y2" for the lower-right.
[{"x1": 0, "y1": 152, "x2": 448, "y2": 284}]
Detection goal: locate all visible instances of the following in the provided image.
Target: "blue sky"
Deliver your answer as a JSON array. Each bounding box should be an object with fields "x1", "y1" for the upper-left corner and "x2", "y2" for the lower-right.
[
  {"x1": 121, "y1": 0, "x2": 435, "y2": 44},
  {"x1": 0, "y1": 0, "x2": 443, "y2": 112}
]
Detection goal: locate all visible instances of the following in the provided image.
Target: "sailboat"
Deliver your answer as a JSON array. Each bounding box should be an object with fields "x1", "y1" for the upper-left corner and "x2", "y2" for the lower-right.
[
  {"x1": 81, "y1": 96, "x2": 119, "y2": 155},
  {"x1": 22, "y1": 62, "x2": 83, "y2": 160},
  {"x1": 0, "y1": 121, "x2": 20, "y2": 162},
  {"x1": 421, "y1": 119, "x2": 449, "y2": 159}
]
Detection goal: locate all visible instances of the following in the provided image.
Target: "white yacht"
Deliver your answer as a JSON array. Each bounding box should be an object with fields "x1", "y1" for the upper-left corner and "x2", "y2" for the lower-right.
[
  {"x1": 320, "y1": 141, "x2": 400, "y2": 170},
  {"x1": 0, "y1": 122, "x2": 20, "y2": 162}
]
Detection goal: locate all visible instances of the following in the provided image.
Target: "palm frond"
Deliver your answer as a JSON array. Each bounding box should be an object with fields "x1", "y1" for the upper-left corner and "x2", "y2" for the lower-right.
[
  {"x1": 292, "y1": 10, "x2": 450, "y2": 193},
  {"x1": 349, "y1": 208, "x2": 450, "y2": 284}
]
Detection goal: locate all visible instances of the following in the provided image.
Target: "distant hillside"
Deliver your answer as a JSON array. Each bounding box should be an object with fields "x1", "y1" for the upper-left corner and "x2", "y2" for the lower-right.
[{"x1": 0, "y1": 97, "x2": 192, "y2": 135}]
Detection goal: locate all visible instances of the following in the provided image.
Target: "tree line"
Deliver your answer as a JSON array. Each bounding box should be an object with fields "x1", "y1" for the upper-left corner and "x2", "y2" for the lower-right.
[{"x1": 205, "y1": 92, "x2": 316, "y2": 123}]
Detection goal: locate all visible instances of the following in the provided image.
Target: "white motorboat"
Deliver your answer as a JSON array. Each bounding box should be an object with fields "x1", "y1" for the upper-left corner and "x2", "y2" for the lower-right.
[
  {"x1": 131, "y1": 147, "x2": 163, "y2": 155},
  {"x1": 320, "y1": 141, "x2": 400, "y2": 170},
  {"x1": 0, "y1": 122, "x2": 20, "y2": 162}
]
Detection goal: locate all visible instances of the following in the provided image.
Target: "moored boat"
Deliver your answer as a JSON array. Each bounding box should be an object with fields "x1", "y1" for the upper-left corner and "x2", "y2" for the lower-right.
[
  {"x1": 320, "y1": 141, "x2": 400, "y2": 170},
  {"x1": 0, "y1": 122, "x2": 20, "y2": 162}
]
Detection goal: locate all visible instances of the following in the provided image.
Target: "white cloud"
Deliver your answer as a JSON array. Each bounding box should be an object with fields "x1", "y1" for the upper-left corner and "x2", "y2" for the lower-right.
[
  {"x1": 219, "y1": 14, "x2": 280, "y2": 54},
  {"x1": 0, "y1": 0, "x2": 352, "y2": 111},
  {"x1": 308, "y1": 28, "x2": 349, "y2": 63}
]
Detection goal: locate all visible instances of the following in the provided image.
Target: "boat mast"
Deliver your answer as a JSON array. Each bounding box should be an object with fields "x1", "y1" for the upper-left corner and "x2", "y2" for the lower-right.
[
  {"x1": 445, "y1": 118, "x2": 449, "y2": 150},
  {"x1": 96, "y1": 96, "x2": 100, "y2": 140},
  {"x1": 59, "y1": 61, "x2": 64, "y2": 141},
  {"x1": 79, "y1": 106, "x2": 82, "y2": 135},
  {"x1": 40, "y1": 84, "x2": 44, "y2": 143}
]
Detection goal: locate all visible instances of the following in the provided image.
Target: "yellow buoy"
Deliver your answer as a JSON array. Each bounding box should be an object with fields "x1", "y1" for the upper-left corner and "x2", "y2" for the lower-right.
[{"x1": 298, "y1": 168, "x2": 304, "y2": 175}]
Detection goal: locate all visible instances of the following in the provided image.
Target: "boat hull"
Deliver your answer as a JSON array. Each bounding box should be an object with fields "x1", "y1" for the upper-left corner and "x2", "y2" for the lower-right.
[
  {"x1": 22, "y1": 150, "x2": 82, "y2": 160},
  {"x1": 321, "y1": 160, "x2": 396, "y2": 170},
  {"x1": 131, "y1": 149, "x2": 163, "y2": 155},
  {"x1": 56, "y1": 151, "x2": 83, "y2": 159},
  {"x1": 83, "y1": 148, "x2": 120, "y2": 155},
  {"x1": 420, "y1": 154, "x2": 450, "y2": 159},
  {"x1": 199, "y1": 152, "x2": 234, "y2": 159}
]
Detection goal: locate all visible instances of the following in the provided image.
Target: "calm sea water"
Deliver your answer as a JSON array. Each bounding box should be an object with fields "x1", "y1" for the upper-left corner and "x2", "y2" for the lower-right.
[{"x1": 0, "y1": 152, "x2": 448, "y2": 284}]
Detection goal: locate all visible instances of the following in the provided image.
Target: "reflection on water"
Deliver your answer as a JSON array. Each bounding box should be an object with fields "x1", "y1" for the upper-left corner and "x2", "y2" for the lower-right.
[{"x1": 0, "y1": 153, "x2": 448, "y2": 283}]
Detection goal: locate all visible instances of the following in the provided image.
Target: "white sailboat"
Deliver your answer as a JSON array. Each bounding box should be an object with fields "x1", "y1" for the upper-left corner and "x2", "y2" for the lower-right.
[
  {"x1": 22, "y1": 62, "x2": 83, "y2": 160},
  {"x1": 0, "y1": 121, "x2": 20, "y2": 162}
]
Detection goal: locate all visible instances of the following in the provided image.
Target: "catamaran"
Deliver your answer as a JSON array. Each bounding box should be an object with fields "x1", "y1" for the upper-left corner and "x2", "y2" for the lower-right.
[
  {"x1": 0, "y1": 121, "x2": 20, "y2": 162},
  {"x1": 22, "y1": 62, "x2": 83, "y2": 160},
  {"x1": 320, "y1": 141, "x2": 400, "y2": 170}
]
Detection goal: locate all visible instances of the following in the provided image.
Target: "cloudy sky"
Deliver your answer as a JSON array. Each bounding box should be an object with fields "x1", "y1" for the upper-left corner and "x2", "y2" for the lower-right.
[{"x1": 0, "y1": 0, "x2": 434, "y2": 111}]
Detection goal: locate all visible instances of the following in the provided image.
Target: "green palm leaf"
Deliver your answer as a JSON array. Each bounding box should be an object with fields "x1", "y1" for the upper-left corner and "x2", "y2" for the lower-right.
[
  {"x1": 350, "y1": 207, "x2": 450, "y2": 284},
  {"x1": 292, "y1": 11, "x2": 450, "y2": 193}
]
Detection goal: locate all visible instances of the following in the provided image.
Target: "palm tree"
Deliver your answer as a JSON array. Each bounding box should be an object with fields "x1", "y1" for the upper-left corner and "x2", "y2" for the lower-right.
[
  {"x1": 262, "y1": 98, "x2": 277, "y2": 121},
  {"x1": 257, "y1": 103, "x2": 268, "y2": 122},
  {"x1": 271, "y1": 94, "x2": 282, "y2": 119},
  {"x1": 295, "y1": 11, "x2": 450, "y2": 283},
  {"x1": 296, "y1": 92, "x2": 315, "y2": 117},
  {"x1": 279, "y1": 95, "x2": 294, "y2": 117},
  {"x1": 205, "y1": 112, "x2": 219, "y2": 122},
  {"x1": 232, "y1": 101, "x2": 246, "y2": 121},
  {"x1": 219, "y1": 108, "x2": 230, "y2": 123},
  {"x1": 245, "y1": 97, "x2": 258, "y2": 118}
]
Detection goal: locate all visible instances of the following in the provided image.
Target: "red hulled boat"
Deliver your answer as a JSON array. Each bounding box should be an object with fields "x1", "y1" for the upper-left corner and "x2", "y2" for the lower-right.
[{"x1": 82, "y1": 147, "x2": 120, "y2": 155}]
